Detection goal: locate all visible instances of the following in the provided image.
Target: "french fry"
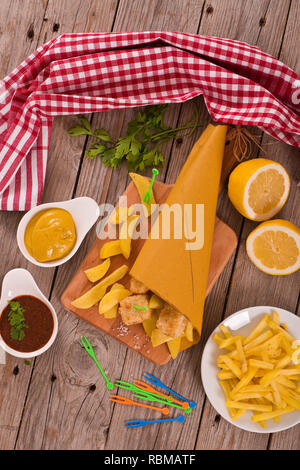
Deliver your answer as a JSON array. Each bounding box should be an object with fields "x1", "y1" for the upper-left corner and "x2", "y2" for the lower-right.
[
  {"x1": 219, "y1": 336, "x2": 244, "y2": 350},
  {"x1": 234, "y1": 392, "x2": 263, "y2": 400},
  {"x1": 236, "y1": 338, "x2": 247, "y2": 374},
  {"x1": 249, "y1": 359, "x2": 274, "y2": 370},
  {"x1": 84, "y1": 258, "x2": 111, "y2": 282},
  {"x1": 270, "y1": 381, "x2": 281, "y2": 406},
  {"x1": 214, "y1": 333, "x2": 235, "y2": 351},
  {"x1": 226, "y1": 401, "x2": 272, "y2": 412},
  {"x1": 218, "y1": 355, "x2": 242, "y2": 379},
  {"x1": 244, "y1": 315, "x2": 269, "y2": 345},
  {"x1": 260, "y1": 369, "x2": 281, "y2": 387},
  {"x1": 275, "y1": 375, "x2": 297, "y2": 389},
  {"x1": 272, "y1": 310, "x2": 280, "y2": 324},
  {"x1": 219, "y1": 381, "x2": 236, "y2": 419},
  {"x1": 227, "y1": 331, "x2": 273, "y2": 360},
  {"x1": 100, "y1": 240, "x2": 122, "y2": 259},
  {"x1": 241, "y1": 385, "x2": 271, "y2": 393},
  {"x1": 219, "y1": 324, "x2": 231, "y2": 338},
  {"x1": 266, "y1": 318, "x2": 294, "y2": 342},
  {"x1": 251, "y1": 407, "x2": 294, "y2": 423},
  {"x1": 276, "y1": 384, "x2": 300, "y2": 410},
  {"x1": 217, "y1": 371, "x2": 236, "y2": 380},
  {"x1": 231, "y1": 367, "x2": 258, "y2": 396}
]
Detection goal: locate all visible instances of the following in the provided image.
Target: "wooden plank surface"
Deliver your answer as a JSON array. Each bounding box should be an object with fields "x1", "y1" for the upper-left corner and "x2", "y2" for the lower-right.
[{"x1": 0, "y1": 0, "x2": 299, "y2": 450}]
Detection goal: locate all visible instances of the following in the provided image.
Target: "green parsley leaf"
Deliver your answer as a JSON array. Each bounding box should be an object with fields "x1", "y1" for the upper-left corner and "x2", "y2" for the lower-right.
[
  {"x1": 67, "y1": 101, "x2": 201, "y2": 172},
  {"x1": 8, "y1": 301, "x2": 28, "y2": 342}
]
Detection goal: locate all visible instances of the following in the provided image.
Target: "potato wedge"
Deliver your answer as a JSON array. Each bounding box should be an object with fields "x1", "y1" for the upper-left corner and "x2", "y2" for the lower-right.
[
  {"x1": 103, "y1": 305, "x2": 118, "y2": 319},
  {"x1": 99, "y1": 287, "x2": 131, "y2": 314},
  {"x1": 109, "y1": 207, "x2": 130, "y2": 224},
  {"x1": 71, "y1": 285, "x2": 107, "y2": 309},
  {"x1": 151, "y1": 328, "x2": 172, "y2": 347},
  {"x1": 129, "y1": 172, "x2": 156, "y2": 216},
  {"x1": 119, "y1": 215, "x2": 139, "y2": 260},
  {"x1": 71, "y1": 265, "x2": 128, "y2": 309},
  {"x1": 167, "y1": 336, "x2": 182, "y2": 359},
  {"x1": 149, "y1": 294, "x2": 164, "y2": 309},
  {"x1": 185, "y1": 321, "x2": 194, "y2": 342},
  {"x1": 100, "y1": 240, "x2": 122, "y2": 259},
  {"x1": 84, "y1": 258, "x2": 111, "y2": 282},
  {"x1": 143, "y1": 311, "x2": 159, "y2": 338}
]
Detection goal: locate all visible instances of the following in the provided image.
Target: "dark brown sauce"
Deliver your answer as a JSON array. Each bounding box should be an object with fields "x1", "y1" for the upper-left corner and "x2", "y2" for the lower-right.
[{"x1": 0, "y1": 295, "x2": 54, "y2": 353}]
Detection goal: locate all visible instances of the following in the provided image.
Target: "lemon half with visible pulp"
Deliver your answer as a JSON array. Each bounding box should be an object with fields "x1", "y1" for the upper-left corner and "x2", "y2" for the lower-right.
[
  {"x1": 246, "y1": 220, "x2": 300, "y2": 275},
  {"x1": 228, "y1": 158, "x2": 290, "y2": 221}
]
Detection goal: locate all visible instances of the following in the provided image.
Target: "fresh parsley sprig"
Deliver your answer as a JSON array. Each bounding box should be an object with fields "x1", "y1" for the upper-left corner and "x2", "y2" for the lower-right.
[
  {"x1": 8, "y1": 301, "x2": 28, "y2": 341},
  {"x1": 67, "y1": 103, "x2": 201, "y2": 172}
]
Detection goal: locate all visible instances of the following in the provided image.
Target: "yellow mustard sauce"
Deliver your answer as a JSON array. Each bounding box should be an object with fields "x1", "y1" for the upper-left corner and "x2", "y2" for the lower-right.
[{"x1": 24, "y1": 208, "x2": 76, "y2": 262}]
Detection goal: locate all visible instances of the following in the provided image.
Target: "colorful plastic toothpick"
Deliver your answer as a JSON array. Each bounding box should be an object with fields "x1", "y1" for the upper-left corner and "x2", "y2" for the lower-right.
[
  {"x1": 143, "y1": 168, "x2": 159, "y2": 204},
  {"x1": 110, "y1": 394, "x2": 169, "y2": 415},
  {"x1": 125, "y1": 415, "x2": 185, "y2": 428},
  {"x1": 133, "y1": 391, "x2": 192, "y2": 413},
  {"x1": 80, "y1": 336, "x2": 114, "y2": 390},
  {"x1": 133, "y1": 379, "x2": 190, "y2": 409},
  {"x1": 133, "y1": 304, "x2": 149, "y2": 312},
  {"x1": 143, "y1": 372, "x2": 197, "y2": 409}
]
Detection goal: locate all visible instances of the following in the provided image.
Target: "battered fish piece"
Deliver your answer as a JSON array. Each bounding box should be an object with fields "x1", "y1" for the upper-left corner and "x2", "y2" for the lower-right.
[
  {"x1": 156, "y1": 304, "x2": 187, "y2": 338},
  {"x1": 129, "y1": 277, "x2": 149, "y2": 294},
  {"x1": 118, "y1": 294, "x2": 151, "y2": 325}
]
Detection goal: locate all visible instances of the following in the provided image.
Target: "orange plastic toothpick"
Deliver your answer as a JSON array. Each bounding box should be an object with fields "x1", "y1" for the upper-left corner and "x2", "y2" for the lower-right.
[
  {"x1": 133, "y1": 380, "x2": 189, "y2": 409},
  {"x1": 110, "y1": 394, "x2": 169, "y2": 415}
]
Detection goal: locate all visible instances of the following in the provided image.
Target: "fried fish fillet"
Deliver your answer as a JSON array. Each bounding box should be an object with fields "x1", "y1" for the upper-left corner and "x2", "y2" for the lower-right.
[
  {"x1": 156, "y1": 304, "x2": 187, "y2": 338},
  {"x1": 129, "y1": 277, "x2": 149, "y2": 294},
  {"x1": 118, "y1": 294, "x2": 151, "y2": 325}
]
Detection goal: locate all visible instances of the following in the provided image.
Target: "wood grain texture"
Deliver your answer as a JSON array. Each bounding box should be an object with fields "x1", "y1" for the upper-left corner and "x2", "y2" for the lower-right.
[{"x1": 0, "y1": 0, "x2": 299, "y2": 450}]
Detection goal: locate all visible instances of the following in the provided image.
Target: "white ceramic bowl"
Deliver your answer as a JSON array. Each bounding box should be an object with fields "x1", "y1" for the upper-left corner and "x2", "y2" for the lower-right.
[
  {"x1": 201, "y1": 306, "x2": 300, "y2": 433},
  {"x1": 0, "y1": 269, "x2": 58, "y2": 359},
  {"x1": 17, "y1": 197, "x2": 100, "y2": 267}
]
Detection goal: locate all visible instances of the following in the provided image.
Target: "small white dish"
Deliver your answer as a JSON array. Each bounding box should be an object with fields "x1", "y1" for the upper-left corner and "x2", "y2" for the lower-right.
[
  {"x1": 17, "y1": 197, "x2": 100, "y2": 267},
  {"x1": 0, "y1": 268, "x2": 58, "y2": 359},
  {"x1": 201, "y1": 306, "x2": 300, "y2": 433}
]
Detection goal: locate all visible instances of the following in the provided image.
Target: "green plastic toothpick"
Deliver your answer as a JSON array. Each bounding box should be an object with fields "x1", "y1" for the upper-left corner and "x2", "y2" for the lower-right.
[
  {"x1": 143, "y1": 168, "x2": 159, "y2": 204},
  {"x1": 80, "y1": 336, "x2": 114, "y2": 390},
  {"x1": 133, "y1": 304, "x2": 149, "y2": 312}
]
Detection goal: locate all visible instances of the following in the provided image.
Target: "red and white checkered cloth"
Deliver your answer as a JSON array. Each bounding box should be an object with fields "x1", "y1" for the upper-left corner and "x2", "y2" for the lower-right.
[{"x1": 0, "y1": 32, "x2": 299, "y2": 211}]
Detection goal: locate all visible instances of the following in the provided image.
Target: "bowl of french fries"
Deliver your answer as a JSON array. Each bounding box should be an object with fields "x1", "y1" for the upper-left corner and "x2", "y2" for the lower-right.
[{"x1": 201, "y1": 306, "x2": 300, "y2": 433}]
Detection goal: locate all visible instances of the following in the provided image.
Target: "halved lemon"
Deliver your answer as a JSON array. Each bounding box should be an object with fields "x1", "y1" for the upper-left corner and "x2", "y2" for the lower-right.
[
  {"x1": 246, "y1": 220, "x2": 300, "y2": 275},
  {"x1": 228, "y1": 159, "x2": 290, "y2": 221}
]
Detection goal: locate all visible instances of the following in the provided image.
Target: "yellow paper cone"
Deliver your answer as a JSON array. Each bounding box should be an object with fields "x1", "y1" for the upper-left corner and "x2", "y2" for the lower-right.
[{"x1": 130, "y1": 124, "x2": 227, "y2": 350}]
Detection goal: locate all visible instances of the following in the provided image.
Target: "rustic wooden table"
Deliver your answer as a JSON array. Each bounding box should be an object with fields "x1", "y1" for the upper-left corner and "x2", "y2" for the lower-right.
[{"x1": 0, "y1": 0, "x2": 299, "y2": 450}]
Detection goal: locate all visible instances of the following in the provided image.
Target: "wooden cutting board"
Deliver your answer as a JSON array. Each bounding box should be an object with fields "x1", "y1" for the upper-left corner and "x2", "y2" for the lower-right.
[{"x1": 61, "y1": 180, "x2": 237, "y2": 365}]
